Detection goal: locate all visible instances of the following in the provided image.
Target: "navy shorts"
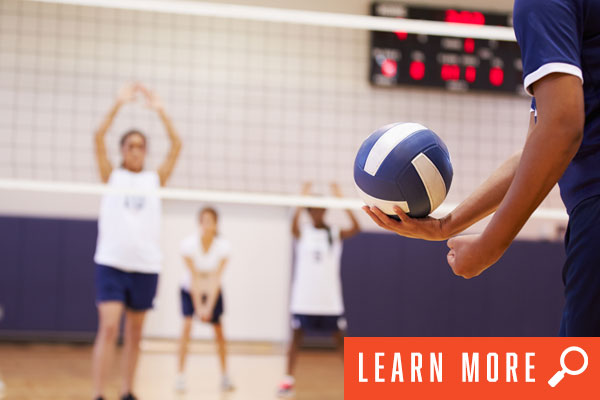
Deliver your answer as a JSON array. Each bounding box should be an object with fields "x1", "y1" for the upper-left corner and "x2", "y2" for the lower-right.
[
  {"x1": 95, "y1": 264, "x2": 158, "y2": 311},
  {"x1": 560, "y1": 195, "x2": 600, "y2": 336},
  {"x1": 292, "y1": 314, "x2": 346, "y2": 333},
  {"x1": 180, "y1": 289, "x2": 224, "y2": 324}
]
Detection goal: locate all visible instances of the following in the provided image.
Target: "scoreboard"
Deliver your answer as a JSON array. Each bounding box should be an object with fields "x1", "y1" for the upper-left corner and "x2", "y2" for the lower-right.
[{"x1": 370, "y1": 2, "x2": 524, "y2": 94}]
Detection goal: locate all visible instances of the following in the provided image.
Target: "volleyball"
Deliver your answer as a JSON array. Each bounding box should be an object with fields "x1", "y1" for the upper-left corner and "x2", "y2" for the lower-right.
[{"x1": 354, "y1": 122, "x2": 453, "y2": 218}]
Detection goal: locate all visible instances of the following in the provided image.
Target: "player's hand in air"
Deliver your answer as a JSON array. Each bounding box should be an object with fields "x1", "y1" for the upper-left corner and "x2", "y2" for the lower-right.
[
  {"x1": 301, "y1": 182, "x2": 312, "y2": 196},
  {"x1": 363, "y1": 205, "x2": 449, "y2": 241},
  {"x1": 116, "y1": 83, "x2": 141, "y2": 105},
  {"x1": 139, "y1": 86, "x2": 165, "y2": 112},
  {"x1": 446, "y1": 234, "x2": 503, "y2": 279},
  {"x1": 330, "y1": 182, "x2": 343, "y2": 198}
]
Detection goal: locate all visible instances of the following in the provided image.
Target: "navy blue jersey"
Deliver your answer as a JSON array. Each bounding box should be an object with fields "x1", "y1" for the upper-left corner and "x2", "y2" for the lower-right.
[{"x1": 514, "y1": 0, "x2": 600, "y2": 214}]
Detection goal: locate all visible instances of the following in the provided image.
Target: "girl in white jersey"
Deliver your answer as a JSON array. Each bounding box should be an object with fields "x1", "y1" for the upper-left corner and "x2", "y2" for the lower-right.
[
  {"x1": 175, "y1": 207, "x2": 234, "y2": 392},
  {"x1": 278, "y1": 182, "x2": 360, "y2": 398},
  {"x1": 92, "y1": 83, "x2": 182, "y2": 400}
]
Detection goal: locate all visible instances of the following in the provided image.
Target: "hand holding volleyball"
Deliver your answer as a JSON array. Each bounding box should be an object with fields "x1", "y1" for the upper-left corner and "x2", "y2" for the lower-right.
[
  {"x1": 355, "y1": 122, "x2": 453, "y2": 240},
  {"x1": 363, "y1": 205, "x2": 450, "y2": 241}
]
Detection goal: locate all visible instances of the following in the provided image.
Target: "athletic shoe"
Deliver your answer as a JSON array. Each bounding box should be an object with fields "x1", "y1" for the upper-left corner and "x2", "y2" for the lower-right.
[
  {"x1": 276, "y1": 377, "x2": 295, "y2": 398},
  {"x1": 121, "y1": 394, "x2": 137, "y2": 400},
  {"x1": 174, "y1": 373, "x2": 186, "y2": 392},
  {"x1": 221, "y1": 375, "x2": 235, "y2": 392}
]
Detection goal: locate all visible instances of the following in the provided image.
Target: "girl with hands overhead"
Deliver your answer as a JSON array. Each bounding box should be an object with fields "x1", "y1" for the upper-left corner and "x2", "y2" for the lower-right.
[
  {"x1": 92, "y1": 83, "x2": 182, "y2": 400},
  {"x1": 278, "y1": 182, "x2": 360, "y2": 398}
]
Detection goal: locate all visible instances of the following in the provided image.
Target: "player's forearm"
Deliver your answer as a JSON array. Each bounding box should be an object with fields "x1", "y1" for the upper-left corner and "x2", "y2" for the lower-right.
[
  {"x1": 184, "y1": 258, "x2": 198, "y2": 277},
  {"x1": 215, "y1": 260, "x2": 227, "y2": 280},
  {"x1": 291, "y1": 208, "x2": 302, "y2": 237},
  {"x1": 442, "y1": 150, "x2": 521, "y2": 237},
  {"x1": 205, "y1": 281, "x2": 221, "y2": 312},
  {"x1": 95, "y1": 101, "x2": 123, "y2": 140},
  {"x1": 158, "y1": 108, "x2": 182, "y2": 144},
  {"x1": 481, "y1": 122, "x2": 581, "y2": 251},
  {"x1": 94, "y1": 101, "x2": 122, "y2": 181},
  {"x1": 192, "y1": 292, "x2": 205, "y2": 314},
  {"x1": 156, "y1": 108, "x2": 182, "y2": 186}
]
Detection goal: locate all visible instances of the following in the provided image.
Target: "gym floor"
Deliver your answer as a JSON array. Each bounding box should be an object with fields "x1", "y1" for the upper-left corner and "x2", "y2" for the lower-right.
[{"x1": 0, "y1": 340, "x2": 344, "y2": 400}]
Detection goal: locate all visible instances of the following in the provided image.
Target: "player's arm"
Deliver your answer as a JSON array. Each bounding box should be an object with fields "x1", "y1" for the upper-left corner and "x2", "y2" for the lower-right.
[
  {"x1": 215, "y1": 257, "x2": 228, "y2": 280},
  {"x1": 363, "y1": 114, "x2": 535, "y2": 240},
  {"x1": 94, "y1": 84, "x2": 137, "y2": 182},
  {"x1": 292, "y1": 182, "x2": 312, "y2": 238},
  {"x1": 448, "y1": 73, "x2": 584, "y2": 278},
  {"x1": 184, "y1": 256, "x2": 204, "y2": 314},
  {"x1": 183, "y1": 256, "x2": 197, "y2": 277},
  {"x1": 205, "y1": 257, "x2": 228, "y2": 319},
  {"x1": 141, "y1": 86, "x2": 182, "y2": 186},
  {"x1": 330, "y1": 182, "x2": 360, "y2": 239}
]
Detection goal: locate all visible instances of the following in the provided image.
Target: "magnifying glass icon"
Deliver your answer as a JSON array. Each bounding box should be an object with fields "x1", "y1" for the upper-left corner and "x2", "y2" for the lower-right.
[{"x1": 548, "y1": 346, "x2": 588, "y2": 387}]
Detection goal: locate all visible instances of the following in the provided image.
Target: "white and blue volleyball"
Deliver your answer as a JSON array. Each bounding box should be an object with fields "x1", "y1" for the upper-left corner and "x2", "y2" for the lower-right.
[{"x1": 354, "y1": 122, "x2": 453, "y2": 218}]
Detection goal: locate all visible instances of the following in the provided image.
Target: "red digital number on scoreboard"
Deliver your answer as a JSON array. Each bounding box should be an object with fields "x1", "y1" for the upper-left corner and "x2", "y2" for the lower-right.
[{"x1": 445, "y1": 9, "x2": 485, "y2": 25}]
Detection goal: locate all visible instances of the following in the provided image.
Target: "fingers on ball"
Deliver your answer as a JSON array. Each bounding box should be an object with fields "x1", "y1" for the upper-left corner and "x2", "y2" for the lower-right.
[{"x1": 364, "y1": 207, "x2": 386, "y2": 228}]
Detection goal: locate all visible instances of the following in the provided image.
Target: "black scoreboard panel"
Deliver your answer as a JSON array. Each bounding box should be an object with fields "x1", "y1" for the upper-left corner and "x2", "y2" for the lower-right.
[{"x1": 370, "y1": 2, "x2": 524, "y2": 94}]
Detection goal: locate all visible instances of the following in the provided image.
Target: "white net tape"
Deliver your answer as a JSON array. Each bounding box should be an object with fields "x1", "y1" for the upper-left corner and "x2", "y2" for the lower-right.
[{"x1": 29, "y1": 0, "x2": 517, "y2": 41}]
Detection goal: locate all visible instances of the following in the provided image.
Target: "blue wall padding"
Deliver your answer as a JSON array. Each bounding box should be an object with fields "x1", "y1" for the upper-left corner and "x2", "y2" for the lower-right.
[
  {"x1": 0, "y1": 215, "x2": 98, "y2": 339},
  {"x1": 0, "y1": 215, "x2": 565, "y2": 339},
  {"x1": 342, "y1": 232, "x2": 565, "y2": 337}
]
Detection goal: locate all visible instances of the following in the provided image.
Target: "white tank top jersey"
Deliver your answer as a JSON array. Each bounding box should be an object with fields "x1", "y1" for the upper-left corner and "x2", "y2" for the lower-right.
[
  {"x1": 180, "y1": 233, "x2": 231, "y2": 290},
  {"x1": 290, "y1": 223, "x2": 344, "y2": 316},
  {"x1": 94, "y1": 169, "x2": 162, "y2": 274}
]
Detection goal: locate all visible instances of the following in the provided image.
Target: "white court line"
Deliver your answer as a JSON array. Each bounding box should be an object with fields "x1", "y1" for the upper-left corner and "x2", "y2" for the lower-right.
[
  {"x1": 0, "y1": 178, "x2": 568, "y2": 221},
  {"x1": 26, "y1": 0, "x2": 517, "y2": 41}
]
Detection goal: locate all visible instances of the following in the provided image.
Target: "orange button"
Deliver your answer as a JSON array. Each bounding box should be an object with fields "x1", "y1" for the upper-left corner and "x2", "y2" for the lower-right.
[{"x1": 344, "y1": 337, "x2": 600, "y2": 399}]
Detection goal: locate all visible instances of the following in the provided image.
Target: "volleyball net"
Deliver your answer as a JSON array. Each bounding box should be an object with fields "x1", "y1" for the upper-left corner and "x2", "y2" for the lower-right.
[{"x1": 0, "y1": 0, "x2": 567, "y2": 228}]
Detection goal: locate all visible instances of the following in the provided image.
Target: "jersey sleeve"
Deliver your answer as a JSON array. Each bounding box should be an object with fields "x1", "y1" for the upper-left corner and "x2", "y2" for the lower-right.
[
  {"x1": 180, "y1": 235, "x2": 196, "y2": 257},
  {"x1": 513, "y1": 0, "x2": 583, "y2": 96}
]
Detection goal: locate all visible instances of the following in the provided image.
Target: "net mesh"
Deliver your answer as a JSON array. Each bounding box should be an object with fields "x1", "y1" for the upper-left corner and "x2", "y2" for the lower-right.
[{"x1": 0, "y1": 0, "x2": 564, "y2": 215}]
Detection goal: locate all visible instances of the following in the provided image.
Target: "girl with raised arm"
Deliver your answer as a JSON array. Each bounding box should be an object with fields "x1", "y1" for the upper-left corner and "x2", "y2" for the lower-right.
[
  {"x1": 92, "y1": 83, "x2": 182, "y2": 400},
  {"x1": 278, "y1": 182, "x2": 360, "y2": 398}
]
